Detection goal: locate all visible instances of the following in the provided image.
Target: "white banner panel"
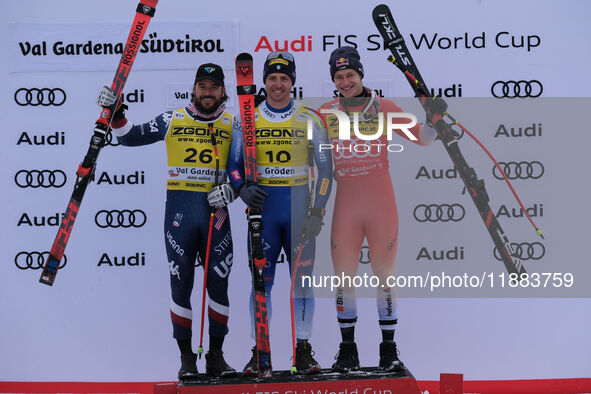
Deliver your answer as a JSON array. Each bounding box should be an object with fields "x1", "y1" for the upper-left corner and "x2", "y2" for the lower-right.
[
  {"x1": 2, "y1": 0, "x2": 591, "y2": 385},
  {"x1": 9, "y1": 21, "x2": 238, "y2": 72}
]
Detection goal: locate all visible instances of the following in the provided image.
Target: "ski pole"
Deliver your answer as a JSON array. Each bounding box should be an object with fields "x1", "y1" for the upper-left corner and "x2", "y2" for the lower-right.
[
  {"x1": 197, "y1": 123, "x2": 219, "y2": 357},
  {"x1": 289, "y1": 235, "x2": 306, "y2": 374},
  {"x1": 289, "y1": 155, "x2": 315, "y2": 373}
]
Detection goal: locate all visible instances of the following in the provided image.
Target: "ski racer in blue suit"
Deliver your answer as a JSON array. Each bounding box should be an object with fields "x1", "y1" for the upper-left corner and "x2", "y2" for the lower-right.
[
  {"x1": 227, "y1": 51, "x2": 333, "y2": 375},
  {"x1": 97, "y1": 64, "x2": 241, "y2": 380}
]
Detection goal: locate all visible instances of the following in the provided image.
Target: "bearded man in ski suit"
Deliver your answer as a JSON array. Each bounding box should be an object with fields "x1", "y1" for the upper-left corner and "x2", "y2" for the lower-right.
[
  {"x1": 319, "y1": 46, "x2": 442, "y2": 372},
  {"x1": 97, "y1": 63, "x2": 240, "y2": 380},
  {"x1": 227, "y1": 51, "x2": 333, "y2": 375}
]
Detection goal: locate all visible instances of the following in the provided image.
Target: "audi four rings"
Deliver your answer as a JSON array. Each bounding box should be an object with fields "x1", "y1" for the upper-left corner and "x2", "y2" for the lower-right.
[
  {"x1": 494, "y1": 161, "x2": 544, "y2": 180},
  {"x1": 413, "y1": 204, "x2": 466, "y2": 222},
  {"x1": 104, "y1": 132, "x2": 121, "y2": 147},
  {"x1": 94, "y1": 209, "x2": 147, "y2": 228},
  {"x1": 15, "y1": 169, "x2": 67, "y2": 188},
  {"x1": 494, "y1": 242, "x2": 545, "y2": 261},
  {"x1": 491, "y1": 80, "x2": 543, "y2": 98},
  {"x1": 14, "y1": 88, "x2": 66, "y2": 106},
  {"x1": 15, "y1": 251, "x2": 67, "y2": 270}
]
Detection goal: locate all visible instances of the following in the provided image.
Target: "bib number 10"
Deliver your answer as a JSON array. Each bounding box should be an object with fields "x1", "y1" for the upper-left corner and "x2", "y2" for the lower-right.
[
  {"x1": 265, "y1": 150, "x2": 291, "y2": 163},
  {"x1": 185, "y1": 148, "x2": 213, "y2": 163}
]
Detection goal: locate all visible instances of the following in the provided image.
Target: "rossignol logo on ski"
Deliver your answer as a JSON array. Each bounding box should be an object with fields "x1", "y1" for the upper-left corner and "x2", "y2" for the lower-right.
[
  {"x1": 240, "y1": 100, "x2": 255, "y2": 149},
  {"x1": 122, "y1": 20, "x2": 146, "y2": 66},
  {"x1": 239, "y1": 65, "x2": 250, "y2": 76}
]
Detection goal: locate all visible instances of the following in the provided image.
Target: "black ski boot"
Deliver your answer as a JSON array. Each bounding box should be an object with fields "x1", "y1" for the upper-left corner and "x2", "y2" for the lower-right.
[
  {"x1": 242, "y1": 346, "x2": 258, "y2": 376},
  {"x1": 178, "y1": 352, "x2": 198, "y2": 380},
  {"x1": 332, "y1": 342, "x2": 360, "y2": 372},
  {"x1": 295, "y1": 341, "x2": 320, "y2": 374},
  {"x1": 205, "y1": 349, "x2": 236, "y2": 377},
  {"x1": 379, "y1": 341, "x2": 404, "y2": 372}
]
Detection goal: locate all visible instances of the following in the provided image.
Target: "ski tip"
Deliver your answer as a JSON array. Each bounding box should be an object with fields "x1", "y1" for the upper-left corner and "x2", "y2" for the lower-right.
[
  {"x1": 372, "y1": 4, "x2": 390, "y2": 16},
  {"x1": 236, "y1": 52, "x2": 253, "y2": 62},
  {"x1": 139, "y1": 0, "x2": 158, "y2": 12}
]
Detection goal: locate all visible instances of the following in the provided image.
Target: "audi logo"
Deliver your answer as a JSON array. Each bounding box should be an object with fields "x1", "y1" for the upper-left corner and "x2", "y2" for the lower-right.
[
  {"x1": 15, "y1": 169, "x2": 67, "y2": 188},
  {"x1": 15, "y1": 251, "x2": 67, "y2": 270},
  {"x1": 494, "y1": 242, "x2": 545, "y2": 261},
  {"x1": 493, "y1": 161, "x2": 544, "y2": 180},
  {"x1": 14, "y1": 88, "x2": 66, "y2": 106},
  {"x1": 95, "y1": 209, "x2": 147, "y2": 228},
  {"x1": 491, "y1": 80, "x2": 543, "y2": 98},
  {"x1": 413, "y1": 204, "x2": 465, "y2": 222},
  {"x1": 104, "y1": 132, "x2": 120, "y2": 147}
]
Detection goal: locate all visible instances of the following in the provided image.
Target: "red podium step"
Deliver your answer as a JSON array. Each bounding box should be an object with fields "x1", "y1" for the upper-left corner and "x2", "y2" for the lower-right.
[{"x1": 154, "y1": 368, "x2": 421, "y2": 394}]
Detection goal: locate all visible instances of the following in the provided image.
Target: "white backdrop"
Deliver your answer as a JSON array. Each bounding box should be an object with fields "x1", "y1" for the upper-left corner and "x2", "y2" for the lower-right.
[{"x1": 2, "y1": 0, "x2": 591, "y2": 383}]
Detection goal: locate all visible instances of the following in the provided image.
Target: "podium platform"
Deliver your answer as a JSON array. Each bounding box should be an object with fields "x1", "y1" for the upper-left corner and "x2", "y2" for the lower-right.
[{"x1": 154, "y1": 367, "x2": 422, "y2": 394}]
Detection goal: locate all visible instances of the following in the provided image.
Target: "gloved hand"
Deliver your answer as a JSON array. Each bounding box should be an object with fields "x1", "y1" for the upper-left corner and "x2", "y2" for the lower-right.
[
  {"x1": 423, "y1": 96, "x2": 447, "y2": 127},
  {"x1": 97, "y1": 85, "x2": 127, "y2": 122},
  {"x1": 238, "y1": 184, "x2": 268, "y2": 209},
  {"x1": 302, "y1": 208, "x2": 325, "y2": 239},
  {"x1": 207, "y1": 183, "x2": 236, "y2": 208},
  {"x1": 97, "y1": 85, "x2": 117, "y2": 107}
]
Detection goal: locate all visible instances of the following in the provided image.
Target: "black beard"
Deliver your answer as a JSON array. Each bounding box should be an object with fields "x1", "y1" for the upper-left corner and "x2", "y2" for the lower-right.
[{"x1": 194, "y1": 96, "x2": 224, "y2": 115}]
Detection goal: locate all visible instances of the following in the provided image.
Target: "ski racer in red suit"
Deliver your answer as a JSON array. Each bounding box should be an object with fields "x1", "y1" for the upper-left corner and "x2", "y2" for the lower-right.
[{"x1": 318, "y1": 46, "x2": 443, "y2": 373}]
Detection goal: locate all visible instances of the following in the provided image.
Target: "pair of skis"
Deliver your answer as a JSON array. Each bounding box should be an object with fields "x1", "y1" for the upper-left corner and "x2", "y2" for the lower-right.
[
  {"x1": 235, "y1": 53, "x2": 273, "y2": 378},
  {"x1": 372, "y1": 4, "x2": 543, "y2": 276},
  {"x1": 39, "y1": 0, "x2": 158, "y2": 286}
]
